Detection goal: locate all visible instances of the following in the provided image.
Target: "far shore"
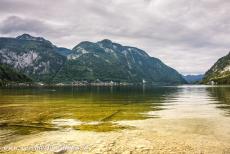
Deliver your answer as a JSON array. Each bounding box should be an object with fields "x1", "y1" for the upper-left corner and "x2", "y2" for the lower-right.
[{"x1": 0, "y1": 81, "x2": 189, "y2": 88}]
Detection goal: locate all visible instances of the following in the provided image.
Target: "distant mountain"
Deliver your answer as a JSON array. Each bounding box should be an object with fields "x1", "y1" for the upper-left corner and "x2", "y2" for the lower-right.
[
  {"x1": 0, "y1": 34, "x2": 186, "y2": 85},
  {"x1": 183, "y1": 74, "x2": 203, "y2": 84},
  {"x1": 0, "y1": 64, "x2": 31, "y2": 86},
  {"x1": 203, "y1": 52, "x2": 230, "y2": 84},
  {"x1": 55, "y1": 47, "x2": 72, "y2": 56}
]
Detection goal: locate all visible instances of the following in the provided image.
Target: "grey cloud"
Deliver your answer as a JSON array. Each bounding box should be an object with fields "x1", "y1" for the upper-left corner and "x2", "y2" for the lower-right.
[
  {"x1": 0, "y1": 0, "x2": 230, "y2": 75},
  {"x1": 0, "y1": 16, "x2": 50, "y2": 34},
  {"x1": 0, "y1": 15, "x2": 71, "y2": 41}
]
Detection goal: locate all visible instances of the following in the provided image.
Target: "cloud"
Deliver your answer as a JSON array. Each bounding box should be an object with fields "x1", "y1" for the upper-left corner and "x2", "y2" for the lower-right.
[
  {"x1": 0, "y1": 15, "x2": 71, "y2": 42},
  {"x1": 0, "y1": 0, "x2": 230, "y2": 75},
  {"x1": 0, "y1": 16, "x2": 50, "y2": 34}
]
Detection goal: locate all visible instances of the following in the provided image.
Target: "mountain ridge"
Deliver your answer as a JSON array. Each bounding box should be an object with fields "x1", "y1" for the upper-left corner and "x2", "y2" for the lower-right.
[{"x1": 0, "y1": 34, "x2": 187, "y2": 85}]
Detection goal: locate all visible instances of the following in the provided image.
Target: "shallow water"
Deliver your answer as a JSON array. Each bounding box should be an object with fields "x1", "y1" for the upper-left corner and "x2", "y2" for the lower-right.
[{"x1": 0, "y1": 85, "x2": 230, "y2": 151}]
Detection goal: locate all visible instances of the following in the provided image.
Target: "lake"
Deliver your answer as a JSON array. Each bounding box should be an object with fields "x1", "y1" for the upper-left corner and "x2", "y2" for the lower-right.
[{"x1": 0, "y1": 85, "x2": 230, "y2": 153}]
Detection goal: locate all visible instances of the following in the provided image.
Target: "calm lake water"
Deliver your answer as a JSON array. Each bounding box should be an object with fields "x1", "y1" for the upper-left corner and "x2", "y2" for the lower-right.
[{"x1": 0, "y1": 85, "x2": 230, "y2": 146}]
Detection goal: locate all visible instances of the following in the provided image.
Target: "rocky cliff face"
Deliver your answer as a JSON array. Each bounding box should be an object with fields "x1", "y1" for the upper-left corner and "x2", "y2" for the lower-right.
[
  {"x1": 0, "y1": 34, "x2": 66, "y2": 82},
  {"x1": 203, "y1": 52, "x2": 230, "y2": 84}
]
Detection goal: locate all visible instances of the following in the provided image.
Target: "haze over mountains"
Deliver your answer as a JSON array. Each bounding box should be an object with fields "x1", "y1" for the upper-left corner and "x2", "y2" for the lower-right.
[
  {"x1": 183, "y1": 75, "x2": 204, "y2": 84},
  {"x1": 0, "y1": 34, "x2": 187, "y2": 85}
]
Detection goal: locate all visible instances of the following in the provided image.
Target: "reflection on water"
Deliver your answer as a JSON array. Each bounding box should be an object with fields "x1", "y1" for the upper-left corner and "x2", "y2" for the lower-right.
[
  {"x1": 206, "y1": 86, "x2": 230, "y2": 116},
  {"x1": 0, "y1": 86, "x2": 176, "y2": 145},
  {"x1": 152, "y1": 85, "x2": 228, "y2": 118},
  {"x1": 0, "y1": 87, "x2": 175, "y2": 122},
  {"x1": 0, "y1": 86, "x2": 230, "y2": 145}
]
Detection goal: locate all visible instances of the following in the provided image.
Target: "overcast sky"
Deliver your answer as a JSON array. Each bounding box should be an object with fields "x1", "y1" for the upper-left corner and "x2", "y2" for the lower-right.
[{"x1": 0, "y1": 0, "x2": 229, "y2": 75}]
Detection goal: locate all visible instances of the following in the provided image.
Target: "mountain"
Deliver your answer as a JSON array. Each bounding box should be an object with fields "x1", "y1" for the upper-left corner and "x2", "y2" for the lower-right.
[
  {"x1": 0, "y1": 64, "x2": 31, "y2": 86},
  {"x1": 0, "y1": 34, "x2": 66, "y2": 83},
  {"x1": 52, "y1": 39, "x2": 187, "y2": 84},
  {"x1": 183, "y1": 74, "x2": 203, "y2": 84},
  {"x1": 0, "y1": 34, "x2": 186, "y2": 85},
  {"x1": 203, "y1": 52, "x2": 230, "y2": 84}
]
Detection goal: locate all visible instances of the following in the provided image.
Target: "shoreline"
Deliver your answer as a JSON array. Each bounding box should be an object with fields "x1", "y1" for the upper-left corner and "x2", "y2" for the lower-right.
[
  {"x1": 1, "y1": 83, "x2": 230, "y2": 88},
  {"x1": 0, "y1": 82, "x2": 185, "y2": 88}
]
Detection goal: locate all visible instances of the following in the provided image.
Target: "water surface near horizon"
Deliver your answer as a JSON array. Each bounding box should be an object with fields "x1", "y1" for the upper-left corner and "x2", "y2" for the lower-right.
[{"x1": 0, "y1": 85, "x2": 230, "y2": 145}]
